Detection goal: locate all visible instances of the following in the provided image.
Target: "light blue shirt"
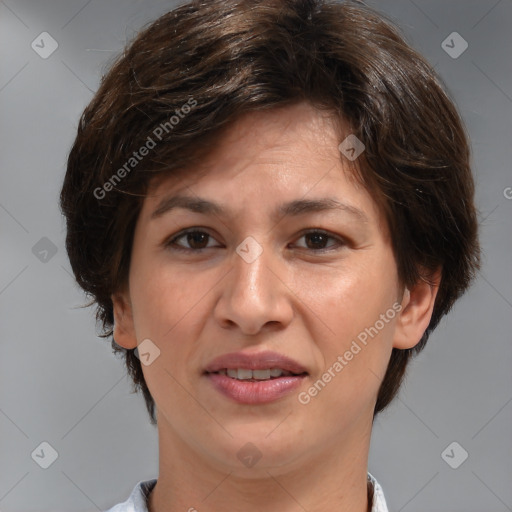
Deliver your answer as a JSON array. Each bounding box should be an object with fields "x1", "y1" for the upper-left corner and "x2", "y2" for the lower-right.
[{"x1": 104, "y1": 472, "x2": 388, "y2": 511}]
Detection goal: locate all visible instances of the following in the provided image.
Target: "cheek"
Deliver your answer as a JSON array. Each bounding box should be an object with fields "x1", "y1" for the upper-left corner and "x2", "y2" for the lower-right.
[
  {"x1": 299, "y1": 279, "x2": 398, "y2": 424},
  {"x1": 308, "y1": 252, "x2": 398, "y2": 337},
  {"x1": 129, "y1": 254, "x2": 204, "y2": 339},
  {"x1": 304, "y1": 250, "x2": 399, "y2": 392},
  {"x1": 129, "y1": 262, "x2": 207, "y2": 406}
]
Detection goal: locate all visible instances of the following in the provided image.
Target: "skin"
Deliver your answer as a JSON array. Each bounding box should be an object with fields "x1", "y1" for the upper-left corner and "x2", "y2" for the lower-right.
[{"x1": 112, "y1": 102, "x2": 439, "y2": 512}]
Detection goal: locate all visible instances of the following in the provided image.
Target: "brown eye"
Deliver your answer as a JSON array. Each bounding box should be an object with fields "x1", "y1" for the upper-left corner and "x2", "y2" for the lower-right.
[
  {"x1": 294, "y1": 230, "x2": 345, "y2": 251},
  {"x1": 304, "y1": 232, "x2": 329, "y2": 249},
  {"x1": 185, "y1": 232, "x2": 209, "y2": 249},
  {"x1": 166, "y1": 229, "x2": 219, "y2": 251}
]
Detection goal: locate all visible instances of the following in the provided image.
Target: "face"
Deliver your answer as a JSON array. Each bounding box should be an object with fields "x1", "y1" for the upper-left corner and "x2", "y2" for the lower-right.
[{"x1": 113, "y1": 101, "x2": 435, "y2": 477}]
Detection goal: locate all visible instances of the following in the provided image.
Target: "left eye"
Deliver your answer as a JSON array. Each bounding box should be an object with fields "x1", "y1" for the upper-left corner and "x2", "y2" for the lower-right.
[
  {"x1": 293, "y1": 230, "x2": 344, "y2": 251},
  {"x1": 165, "y1": 229, "x2": 344, "y2": 252}
]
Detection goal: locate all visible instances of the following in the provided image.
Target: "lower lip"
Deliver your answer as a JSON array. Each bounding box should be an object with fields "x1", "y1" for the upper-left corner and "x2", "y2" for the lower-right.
[{"x1": 205, "y1": 373, "x2": 307, "y2": 404}]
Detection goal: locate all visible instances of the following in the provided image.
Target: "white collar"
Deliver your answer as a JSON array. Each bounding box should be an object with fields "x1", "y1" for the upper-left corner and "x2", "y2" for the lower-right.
[{"x1": 106, "y1": 472, "x2": 389, "y2": 511}]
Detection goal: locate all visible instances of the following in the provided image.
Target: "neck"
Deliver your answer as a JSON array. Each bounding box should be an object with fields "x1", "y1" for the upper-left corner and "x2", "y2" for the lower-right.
[{"x1": 148, "y1": 414, "x2": 373, "y2": 512}]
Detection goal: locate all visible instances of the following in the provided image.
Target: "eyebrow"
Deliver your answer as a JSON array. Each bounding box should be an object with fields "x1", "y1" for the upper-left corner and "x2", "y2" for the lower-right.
[{"x1": 150, "y1": 195, "x2": 369, "y2": 223}]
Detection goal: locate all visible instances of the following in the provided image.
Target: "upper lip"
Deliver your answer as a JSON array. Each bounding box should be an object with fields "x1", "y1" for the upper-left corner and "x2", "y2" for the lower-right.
[{"x1": 204, "y1": 350, "x2": 308, "y2": 375}]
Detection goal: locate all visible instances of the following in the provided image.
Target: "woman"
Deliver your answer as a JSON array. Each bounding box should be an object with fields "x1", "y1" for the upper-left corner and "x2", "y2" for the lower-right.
[{"x1": 59, "y1": 1, "x2": 480, "y2": 510}]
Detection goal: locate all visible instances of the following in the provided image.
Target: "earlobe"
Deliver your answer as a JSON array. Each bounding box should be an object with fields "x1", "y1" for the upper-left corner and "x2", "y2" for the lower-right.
[
  {"x1": 111, "y1": 291, "x2": 138, "y2": 349},
  {"x1": 393, "y1": 269, "x2": 441, "y2": 350}
]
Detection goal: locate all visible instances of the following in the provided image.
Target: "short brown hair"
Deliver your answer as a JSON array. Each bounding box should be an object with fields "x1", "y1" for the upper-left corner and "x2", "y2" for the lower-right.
[{"x1": 60, "y1": 0, "x2": 480, "y2": 425}]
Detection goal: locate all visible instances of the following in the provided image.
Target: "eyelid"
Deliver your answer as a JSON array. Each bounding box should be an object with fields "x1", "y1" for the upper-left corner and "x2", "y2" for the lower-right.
[
  {"x1": 165, "y1": 227, "x2": 222, "y2": 251},
  {"x1": 292, "y1": 228, "x2": 347, "y2": 251},
  {"x1": 164, "y1": 227, "x2": 348, "y2": 253}
]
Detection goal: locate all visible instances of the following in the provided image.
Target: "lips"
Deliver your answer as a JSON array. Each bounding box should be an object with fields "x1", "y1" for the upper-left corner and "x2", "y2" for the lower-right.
[
  {"x1": 203, "y1": 350, "x2": 308, "y2": 376},
  {"x1": 203, "y1": 350, "x2": 309, "y2": 404}
]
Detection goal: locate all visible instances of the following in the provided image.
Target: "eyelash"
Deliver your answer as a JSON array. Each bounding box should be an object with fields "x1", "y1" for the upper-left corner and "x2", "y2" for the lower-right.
[{"x1": 164, "y1": 228, "x2": 347, "y2": 253}]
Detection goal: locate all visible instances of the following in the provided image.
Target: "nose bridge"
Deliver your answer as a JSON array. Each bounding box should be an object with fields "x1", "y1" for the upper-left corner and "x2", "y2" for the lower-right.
[
  {"x1": 232, "y1": 236, "x2": 274, "y2": 305},
  {"x1": 214, "y1": 235, "x2": 292, "y2": 333}
]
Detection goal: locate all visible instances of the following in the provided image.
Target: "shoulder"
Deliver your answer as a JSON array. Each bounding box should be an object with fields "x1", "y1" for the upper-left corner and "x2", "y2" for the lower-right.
[
  {"x1": 367, "y1": 472, "x2": 389, "y2": 512},
  {"x1": 104, "y1": 479, "x2": 157, "y2": 512}
]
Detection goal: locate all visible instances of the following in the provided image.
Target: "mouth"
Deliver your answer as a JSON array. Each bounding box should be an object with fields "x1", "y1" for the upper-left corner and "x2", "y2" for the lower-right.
[
  {"x1": 203, "y1": 351, "x2": 309, "y2": 404},
  {"x1": 203, "y1": 350, "x2": 309, "y2": 376},
  {"x1": 206, "y1": 368, "x2": 308, "y2": 381}
]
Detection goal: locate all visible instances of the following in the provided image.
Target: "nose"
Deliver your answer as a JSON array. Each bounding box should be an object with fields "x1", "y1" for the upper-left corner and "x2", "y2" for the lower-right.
[{"x1": 213, "y1": 241, "x2": 294, "y2": 335}]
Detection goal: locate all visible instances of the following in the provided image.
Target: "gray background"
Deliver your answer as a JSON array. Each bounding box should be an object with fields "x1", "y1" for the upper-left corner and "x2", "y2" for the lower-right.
[{"x1": 1, "y1": 0, "x2": 511, "y2": 510}]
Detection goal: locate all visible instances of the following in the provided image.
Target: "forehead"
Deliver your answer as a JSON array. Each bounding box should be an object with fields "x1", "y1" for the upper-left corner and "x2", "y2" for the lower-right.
[
  {"x1": 141, "y1": 103, "x2": 384, "y2": 228},
  {"x1": 148, "y1": 103, "x2": 341, "y2": 185}
]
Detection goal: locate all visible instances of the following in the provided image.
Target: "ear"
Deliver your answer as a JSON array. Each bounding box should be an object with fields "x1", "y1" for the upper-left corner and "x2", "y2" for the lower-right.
[
  {"x1": 111, "y1": 289, "x2": 138, "y2": 349},
  {"x1": 393, "y1": 268, "x2": 441, "y2": 350}
]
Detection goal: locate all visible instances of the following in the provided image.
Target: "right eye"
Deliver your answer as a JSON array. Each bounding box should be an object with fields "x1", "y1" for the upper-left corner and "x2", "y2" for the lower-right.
[{"x1": 165, "y1": 229, "x2": 221, "y2": 252}]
